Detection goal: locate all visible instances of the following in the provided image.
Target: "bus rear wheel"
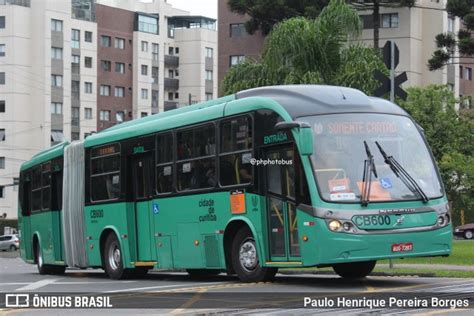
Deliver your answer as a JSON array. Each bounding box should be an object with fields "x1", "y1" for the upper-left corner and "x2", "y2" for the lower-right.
[
  {"x1": 231, "y1": 227, "x2": 277, "y2": 283},
  {"x1": 332, "y1": 260, "x2": 376, "y2": 279},
  {"x1": 103, "y1": 233, "x2": 126, "y2": 280},
  {"x1": 35, "y1": 242, "x2": 65, "y2": 275}
]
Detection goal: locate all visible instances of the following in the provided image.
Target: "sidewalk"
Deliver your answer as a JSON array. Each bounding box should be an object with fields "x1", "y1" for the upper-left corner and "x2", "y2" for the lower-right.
[{"x1": 377, "y1": 263, "x2": 474, "y2": 271}]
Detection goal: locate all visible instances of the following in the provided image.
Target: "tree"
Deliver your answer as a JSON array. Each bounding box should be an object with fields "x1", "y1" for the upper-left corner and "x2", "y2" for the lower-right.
[
  {"x1": 428, "y1": 0, "x2": 474, "y2": 70},
  {"x1": 227, "y1": 0, "x2": 329, "y2": 35},
  {"x1": 348, "y1": 0, "x2": 415, "y2": 49},
  {"x1": 227, "y1": 1, "x2": 415, "y2": 49},
  {"x1": 398, "y1": 85, "x2": 474, "y2": 224},
  {"x1": 222, "y1": 0, "x2": 387, "y2": 95}
]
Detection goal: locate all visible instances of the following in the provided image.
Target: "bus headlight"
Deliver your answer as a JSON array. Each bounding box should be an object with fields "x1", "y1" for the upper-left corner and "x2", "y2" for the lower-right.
[
  {"x1": 437, "y1": 216, "x2": 445, "y2": 226},
  {"x1": 329, "y1": 220, "x2": 342, "y2": 231}
]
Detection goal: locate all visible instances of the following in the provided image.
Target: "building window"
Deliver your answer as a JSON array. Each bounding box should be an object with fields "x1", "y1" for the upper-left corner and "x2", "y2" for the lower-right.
[
  {"x1": 0, "y1": 44, "x2": 5, "y2": 57},
  {"x1": 116, "y1": 111, "x2": 125, "y2": 123},
  {"x1": 115, "y1": 37, "x2": 125, "y2": 49},
  {"x1": 115, "y1": 62, "x2": 125, "y2": 74},
  {"x1": 460, "y1": 66, "x2": 463, "y2": 79},
  {"x1": 174, "y1": 92, "x2": 179, "y2": 99},
  {"x1": 51, "y1": 74, "x2": 62, "y2": 87},
  {"x1": 85, "y1": 107, "x2": 93, "y2": 119},
  {"x1": 168, "y1": 92, "x2": 174, "y2": 100},
  {"x1": 115, "y1": 86, "x2": 125, "y2": 97},
  {"x1": 138, "y1": 14, "x2": 158, "y2": 34},
  {"x1": 152, "y1": 43, "x2": 159, "y2": 60},
  {"x1": 100, "y1": 85, "x2": 110, "y2": 96},
  {"x1": 465, "y1": 67, "x2": 472, "y2": 80},
  {"x1": 360, "y1": 15, "x2": 373, "y2": 29},
  {"x1": 205, "y1": 70, "x2": 213, "y2": 81},
  {"x1": 381, "y1": 13, "x2": 399, "y2": 28},
  {"x1": 141, "y1": 88, "x2": 148, "y2": 99},
  {"x1": 85, "y1": 56, "x2": 92, "y2": 68},
  {"x1": 0, "y1": 157, "x2": 4, "y2": 169},
  {"x1": 206, "y1": 93, "x2": 213, "y2": 101},
  {"x1": 141, "y1": 112, "x2": 148, "y2": 118},
  {"x1": 0, "y1": 16, "x2": 4, "y2": 29},
  {"x1": 51, "y1": 47, "x2": 63, "y2": 60},
  {"x1": 0, "y1": 100, "x2": 4, "y2": 112},
  {"x1": 85, "y1": 31, "x2": 92, "y2": 42},
  {"x1": 152, "y1": 90, "x2": 158, "y2": 107},
  {"x1": 448, "y1": 17, "x2": 455, "y2": 33},
  {"x1": 50, "y1": 102, "x2": 63, "y2": 114},
  {"x1": 205, "y1": 47, "x2": 213, "y2": 58},
  {"x1": 230, "y1": 23, "x2": 246, "y2": 37},
  {"x1": 175, "y1": 47, "x2": 179, "y2": 54},
  {"x1": 101, "y1": 60, "x2": 111, "y2": 72},
  {"x1": 0, "y1": 186, "x2": 4, "y2": 198},
  {"x1": 51, "y1": 19, "x2": 62, "y2": 32},
  {"x1": 0, "y1": 72, "x2": 4, "y2": 85},
  {"x1": 168, "y1": 46, "x2": 174, "y2": 55},
  {"x1": 71, "y1": 29, "x2": 80, "y2": 48},
  {"x1": 141, "y1": 41, "x2": 148, "y2": 52},
  {"x1": 152, "y1": 67, "x2": 159, "y2": 84},
  {"x1": 99, "y1": 110, "x2": 110, "y2": 121},
  {"x1": 0, "y1": 129, "x2": 4, "y2": 141},
  {"x1": 101, "y1": 35, "x2": 111, "y2": 47},
  {"x1": 85, "y1": 82, "x2": 92, "y2": 94},
  {"x1": 71, "y1": 132, "x2": 80, "y2": 141},
  {"x1": 230, "y1": 55, "x2": 245, "y2": 66},
  {"x1": 72, "y1": 54, "x2": 80, "y2": 64},
  {"x1": 141, "y1": 64, "x2": 148, "y2": 75}
]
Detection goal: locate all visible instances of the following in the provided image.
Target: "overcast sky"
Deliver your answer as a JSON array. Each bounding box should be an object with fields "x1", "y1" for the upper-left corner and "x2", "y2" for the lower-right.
[{"x1": 167, "y1": 0, "x2": 218, "y2": 19}]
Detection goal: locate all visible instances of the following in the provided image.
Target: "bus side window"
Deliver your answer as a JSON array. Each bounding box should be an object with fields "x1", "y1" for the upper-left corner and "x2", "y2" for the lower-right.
[
  {"x1": 42, "y1": 162, "x2": 51, "y2": 211},
  {"x1": 19, "y1": 172, "x2": 31, "y2": 216},
  {"x1": 176, "y1": 124, "x2": 216, "y2": 191},
  {"x1": 156, "y1": 132, "x2": 173, "y2": 194},
  {"x1": 90, "y1": 144, "x2": 121, "y2": 201},
  {"x1": 31, "y1": 167, "x2": 42, "y2": 212},
  {"x1": 219, "y1": 115, "x2": 253, "y2": 186}
]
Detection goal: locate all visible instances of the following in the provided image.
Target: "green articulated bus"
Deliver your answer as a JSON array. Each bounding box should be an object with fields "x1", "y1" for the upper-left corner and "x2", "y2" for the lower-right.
[{"x1": 18, "y1": 85, "x2": 452, "y2": 282}]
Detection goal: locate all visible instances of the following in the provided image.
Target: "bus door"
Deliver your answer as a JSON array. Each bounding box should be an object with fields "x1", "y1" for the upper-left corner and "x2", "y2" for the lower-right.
[
  {"x1": 131, "y1": 153, "x2": 154, "y2": 261},
  {"x1": 19, "y1": 174, "x2": 33, "y2": 260},
  {"x1": 263, "y1": 145, "x2": 301, "y2": 262}
]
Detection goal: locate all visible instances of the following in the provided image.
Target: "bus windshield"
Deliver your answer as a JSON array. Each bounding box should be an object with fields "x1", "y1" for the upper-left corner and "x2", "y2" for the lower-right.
[{"x1": 300, "y1": 113, "x2": 444, "y2": 204}]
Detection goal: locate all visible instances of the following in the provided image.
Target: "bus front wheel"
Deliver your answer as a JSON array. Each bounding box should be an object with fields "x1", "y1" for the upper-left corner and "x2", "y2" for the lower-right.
[
  {"x1": 103, "y1": 233, "x2": 126, "y2": 280},
  {"x1": 332, "y1": 260, "x2": 376, "y2": 279},
  {"x1": 231, "y1": 227, "x2": 277, "y2": 283}
]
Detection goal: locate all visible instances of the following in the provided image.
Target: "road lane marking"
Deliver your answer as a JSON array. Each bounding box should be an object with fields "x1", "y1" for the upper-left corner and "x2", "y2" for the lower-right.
[
  {"x1": 104, "y1": 281, "x2": 229, "y2": 293},
  {"x1": 14, "y1": 279, "x2": 57, "y2": 291},
  {"x1": 169, "y1": 288, "x2": 207, "y2": 315}
]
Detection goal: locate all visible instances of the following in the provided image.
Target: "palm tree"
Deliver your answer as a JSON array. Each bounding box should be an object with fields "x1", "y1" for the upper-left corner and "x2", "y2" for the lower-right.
[{"x1": 222, "y1": 0, "x2": 387, "y2": 96}]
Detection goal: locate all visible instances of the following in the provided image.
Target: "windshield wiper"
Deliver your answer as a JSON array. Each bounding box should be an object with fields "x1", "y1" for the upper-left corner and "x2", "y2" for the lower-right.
[
  {"x1": 375, "y1": 141, "x2": 429, "y2": 203},
  {"x1": 360, "y1": 141, "x2": 378, "y2": 207}
]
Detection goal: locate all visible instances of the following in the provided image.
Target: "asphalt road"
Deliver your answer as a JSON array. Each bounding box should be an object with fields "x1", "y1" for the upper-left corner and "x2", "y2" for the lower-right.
[{"x1": 1, "y1": 252, "x2": 473, "y2": 315}]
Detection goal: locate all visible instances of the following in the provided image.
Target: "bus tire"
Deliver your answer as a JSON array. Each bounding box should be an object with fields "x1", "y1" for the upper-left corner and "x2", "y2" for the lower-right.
[
  {"x1": 332, "y1": 260, "x2": 376, "y2": 279},
  {"x1": 231, "y1": 227, "x2": 277, "y2": 283},
  {"x1": 35, "y1": 242, "x2": 48, "y2": 275},
  {"x1": 103, "y1": 233, "x2": 126, "y2": 280},
  {"x1": 186, "y1": 269, "x2": 221, "y2": 278}
]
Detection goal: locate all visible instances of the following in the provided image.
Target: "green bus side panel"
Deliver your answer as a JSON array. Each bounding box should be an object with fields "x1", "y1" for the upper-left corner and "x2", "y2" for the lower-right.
[
  {"x1": 136, "y1": 201, "x2": 153, "y2": 261},
  {"x1": 176, "y1": 223, "x2": 204, "y2": 268},
  {"x1": 19, "y1": 216, "x2": 33, "y2": 261},
  {"x1": 84, "y1": 203, "x2": 133, "y2": 268},
  {"x1": 30, "y1": 212, "x2": 55, "y2": 264},
  {"x1": 156, "y1": 236, "x2": 174, "y2": 268}
]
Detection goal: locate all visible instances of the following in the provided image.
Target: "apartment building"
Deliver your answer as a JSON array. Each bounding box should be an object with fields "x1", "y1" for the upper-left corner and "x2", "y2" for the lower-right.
[
  {"x1": 218, "y1": 0, "x2": 460, "y2": 97},
  {"x1": 96, "y1": 0, "x2": 218, "y2": 128},
  {"x1": 0, "y1": 0, "x2": 217, "y2": 219}
]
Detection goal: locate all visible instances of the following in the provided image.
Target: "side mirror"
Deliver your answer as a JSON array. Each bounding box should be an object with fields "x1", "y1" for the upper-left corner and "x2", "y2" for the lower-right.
[{"x1": 274, "y1": 121, "x2": 313, "y2": 156}]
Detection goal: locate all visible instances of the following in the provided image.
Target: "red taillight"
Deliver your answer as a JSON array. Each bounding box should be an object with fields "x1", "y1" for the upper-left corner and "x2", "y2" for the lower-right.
[{"x1": 15, "y1": 240, "x2": 19, "y2": 244}]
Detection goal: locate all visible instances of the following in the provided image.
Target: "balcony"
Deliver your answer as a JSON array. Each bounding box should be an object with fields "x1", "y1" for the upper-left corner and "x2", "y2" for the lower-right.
[
  {"x1": 164, "y1": 78, "x2": 179, "y2": 90},
  {"x1": 164, "y1": 55, "x2": 179, "y2": 68}
]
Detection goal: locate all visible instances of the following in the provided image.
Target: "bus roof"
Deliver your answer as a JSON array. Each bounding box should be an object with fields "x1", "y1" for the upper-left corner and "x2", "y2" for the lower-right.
[
  {"x1": 20, "y1": 141, "x2": 70, "y2": 171},
  {"x1": 21, "y1": 85, "x2": 409, "y2": 170},
  {"x1": 235, "y1": 85, "x2": 408, "y2": 119}
]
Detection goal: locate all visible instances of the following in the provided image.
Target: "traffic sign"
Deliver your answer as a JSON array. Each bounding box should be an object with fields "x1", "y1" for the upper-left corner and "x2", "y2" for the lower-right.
[{"x1": 374, "y1": 41, "x2": 407, "y2": 100}]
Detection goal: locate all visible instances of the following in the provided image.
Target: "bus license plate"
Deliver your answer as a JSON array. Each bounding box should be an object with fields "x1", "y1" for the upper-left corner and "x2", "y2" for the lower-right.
[{"x1": 392, "y1": 242, "x2": 413, "y2": 252}]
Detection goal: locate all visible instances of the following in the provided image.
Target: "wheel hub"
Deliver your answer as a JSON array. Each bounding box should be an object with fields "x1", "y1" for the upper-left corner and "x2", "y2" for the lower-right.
[
  {"x1": 109, "y1": 245, "x2": 121, "y2": 270},
  {"x1": 239, "y1": 240, "x2": 258, "y2": 271}
]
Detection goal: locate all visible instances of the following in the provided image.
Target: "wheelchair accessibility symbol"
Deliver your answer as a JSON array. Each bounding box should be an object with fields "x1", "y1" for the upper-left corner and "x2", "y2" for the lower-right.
[
  {"x1": 152, "y1": 203, "x2": 160, "y2": 214},
  {"x1": 380, "y1": 178, "x2": 392, "y2": 189}
]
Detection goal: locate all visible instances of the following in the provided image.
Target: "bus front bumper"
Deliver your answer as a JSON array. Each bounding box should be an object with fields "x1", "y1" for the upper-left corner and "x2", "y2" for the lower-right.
[{"x1": 311, "y1": 224, "x2": 452, "y2": 265}]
